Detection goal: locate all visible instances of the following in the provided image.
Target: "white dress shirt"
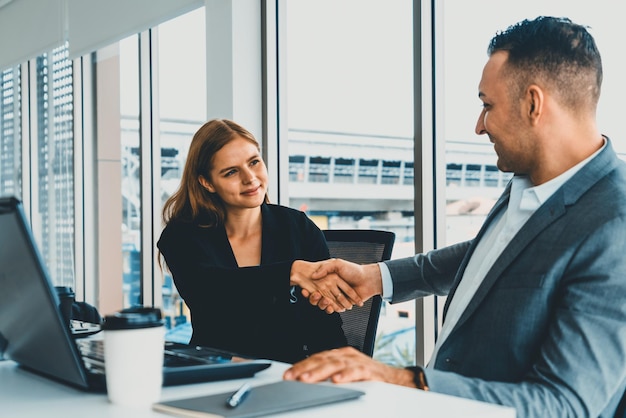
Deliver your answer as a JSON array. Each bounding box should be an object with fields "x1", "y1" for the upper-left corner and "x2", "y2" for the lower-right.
[{"x1": 379, "y1": 139, "x2": 606, "y2": 366}]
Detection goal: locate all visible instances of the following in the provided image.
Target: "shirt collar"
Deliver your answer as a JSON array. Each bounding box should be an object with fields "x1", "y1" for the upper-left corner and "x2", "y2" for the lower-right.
[{"x1": 512, "y1": 137, "x2": 607, "y2": 211}]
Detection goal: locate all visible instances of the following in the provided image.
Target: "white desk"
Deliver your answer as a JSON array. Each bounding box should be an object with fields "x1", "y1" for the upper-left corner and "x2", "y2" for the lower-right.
[{"x1": 0, "y1": 360, "x2": 515, "y2": 417}]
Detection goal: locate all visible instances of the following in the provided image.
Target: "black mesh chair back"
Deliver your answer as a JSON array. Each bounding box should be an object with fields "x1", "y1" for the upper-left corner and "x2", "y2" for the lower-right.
[{"x1": 323, "y1": 229, "x2": 395, "y2": 356}]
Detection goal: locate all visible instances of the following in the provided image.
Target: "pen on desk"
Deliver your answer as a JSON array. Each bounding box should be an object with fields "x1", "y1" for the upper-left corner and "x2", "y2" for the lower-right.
[{"x1": 226, "y1": 382, "x2": 251, "y2": 408}]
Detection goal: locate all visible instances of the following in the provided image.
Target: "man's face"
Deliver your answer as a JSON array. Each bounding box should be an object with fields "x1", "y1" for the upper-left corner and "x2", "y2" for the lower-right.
[{"x1": 475, "y1": 51, "x2": 535, "y2": 175}]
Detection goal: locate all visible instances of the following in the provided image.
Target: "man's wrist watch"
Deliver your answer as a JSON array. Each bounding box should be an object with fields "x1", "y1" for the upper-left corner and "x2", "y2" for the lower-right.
[{"x1": 406, "y1": 366, "x2": 430, "y2": 391}]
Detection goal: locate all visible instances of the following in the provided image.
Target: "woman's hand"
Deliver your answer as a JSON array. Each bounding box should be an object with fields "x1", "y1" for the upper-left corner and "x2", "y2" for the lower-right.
[
  {"x1": 290, "y1": 260, "x2": 362, "y2": 313},
  {"x1": 290, "y1": 259, "x2": 383, "y2": 313}
]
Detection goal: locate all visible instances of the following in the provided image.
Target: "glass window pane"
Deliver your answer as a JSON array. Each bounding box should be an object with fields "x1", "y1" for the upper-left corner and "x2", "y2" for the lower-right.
[
  {"x1": 157, "y1": 8, "x2": 206, "y2": 333},
  {"x1": 120, "y1": 34, "x2": 142, "y2": 308},
  {"x1": 442, "y1": 1, "x2": 626, "y2": 249},
  {"x1": 286, "y1": 0, "x2": 416, "y2": 366},
  {"x1": 120, "y1": 7, "x2": 205, "y2": 333},
  {"x1": 34, "y1": 45, "x2": 76, "y2": 289},
  {"x1": 0, "y1": 67, "x2": 21, "y2": 197}
]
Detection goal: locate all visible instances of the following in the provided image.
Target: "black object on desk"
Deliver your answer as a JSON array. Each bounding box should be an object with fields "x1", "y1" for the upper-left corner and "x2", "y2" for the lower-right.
[{"x1": 54, "y1": 286, "x2": 76, "y2": 327}]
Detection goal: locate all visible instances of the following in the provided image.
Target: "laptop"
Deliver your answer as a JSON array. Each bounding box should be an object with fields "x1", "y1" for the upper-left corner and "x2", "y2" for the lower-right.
[{"x1": 0, "y1": 196, "x2": 271, "y2": 392}]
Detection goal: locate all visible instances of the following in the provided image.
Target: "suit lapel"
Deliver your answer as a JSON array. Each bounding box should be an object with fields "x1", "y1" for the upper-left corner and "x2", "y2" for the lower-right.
[
  {"x1": 453, "y1": 193, "x2": 566, "y2": 329},
  {"x1": 442, "y1": 186, "x2": 510, "y2": 317},
  {"x1": 443, "y1": 138, "x2": 619, "y2": 332}
]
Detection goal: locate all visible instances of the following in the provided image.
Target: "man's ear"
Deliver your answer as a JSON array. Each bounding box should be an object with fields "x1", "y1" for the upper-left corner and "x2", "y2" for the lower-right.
[
  {"x1": 198, "y1": 176, "x2": 215, "y2": 193},
  {"x1": 526, "y1": 85, "x2": 544, "y2": 124}
]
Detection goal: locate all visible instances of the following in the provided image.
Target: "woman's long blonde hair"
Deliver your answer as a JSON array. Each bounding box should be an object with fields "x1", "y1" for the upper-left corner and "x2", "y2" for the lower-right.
[{"x1": 161, "y1": 118, "x2": 269, "y2": 227}]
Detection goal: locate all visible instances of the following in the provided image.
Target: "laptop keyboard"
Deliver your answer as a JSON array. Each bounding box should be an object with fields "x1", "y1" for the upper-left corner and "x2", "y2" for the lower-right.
[
  {"x1": 163, "y1": 342, "x2": 233, "y2": 366},
  {"x1": 76, "y1": 339, "x2": 232, "y2": 374}
]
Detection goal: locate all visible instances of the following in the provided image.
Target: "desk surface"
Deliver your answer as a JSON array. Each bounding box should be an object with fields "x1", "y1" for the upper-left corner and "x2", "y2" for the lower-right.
[{"x1": 0, "y1": 360, "x2": 515, "y2": 418}]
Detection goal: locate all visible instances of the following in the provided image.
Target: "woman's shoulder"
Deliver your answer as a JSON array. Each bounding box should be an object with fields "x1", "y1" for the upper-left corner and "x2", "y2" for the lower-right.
[
  {"x1": 159, "y1": 218, "x2": 219, "y2": 243},
  {"x1": 161, "y1": 218, "x2": 194, "y2": 233},
  {"x1": 263, "y1": 203, "x2": 315, "y2": 224},
  {"x1": 263, "y1": 203, "x2": 322, "y2": 231},
  {"x1": 262, "y1": 204, "x2": 328, "y2": 259},
  {"x1": 264, "y1": 203, "x2": 305, "y2": 217}
]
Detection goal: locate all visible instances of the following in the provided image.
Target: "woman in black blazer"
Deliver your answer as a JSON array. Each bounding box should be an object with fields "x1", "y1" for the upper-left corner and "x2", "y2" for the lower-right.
[{"x1": 157, "y1": 118, "x2": 346, "y2": 363}]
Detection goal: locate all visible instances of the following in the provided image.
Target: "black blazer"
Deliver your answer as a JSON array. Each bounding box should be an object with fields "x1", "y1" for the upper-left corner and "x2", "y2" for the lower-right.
[{"x1": 157, "y1": 203, "x2": 347, "y2": 363}]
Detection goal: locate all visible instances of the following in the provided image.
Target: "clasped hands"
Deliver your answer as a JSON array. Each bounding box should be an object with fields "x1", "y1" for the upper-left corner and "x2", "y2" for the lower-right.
[
  {"x1": 290, "y1": 258, "x2": 382, "y2": 314},
  {"x1": 287, "y1": 259, "x2": 417, "y2": 387}
]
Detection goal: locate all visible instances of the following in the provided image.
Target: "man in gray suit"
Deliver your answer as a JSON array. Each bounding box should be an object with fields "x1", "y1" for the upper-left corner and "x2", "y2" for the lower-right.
[{"x1": 287, "y1": 16, "x2": 626, "y2": 418}]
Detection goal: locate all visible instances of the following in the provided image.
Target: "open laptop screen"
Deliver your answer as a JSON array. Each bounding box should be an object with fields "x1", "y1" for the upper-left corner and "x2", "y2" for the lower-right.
[{"x1": 0, "y1": 196, "x2": 90, "y2": 388}]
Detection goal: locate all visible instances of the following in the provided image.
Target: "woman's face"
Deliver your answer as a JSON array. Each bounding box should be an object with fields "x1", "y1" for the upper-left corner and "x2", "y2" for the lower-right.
[{"x1": 200, "y1": 136, "x2": 268, "y2": 212}]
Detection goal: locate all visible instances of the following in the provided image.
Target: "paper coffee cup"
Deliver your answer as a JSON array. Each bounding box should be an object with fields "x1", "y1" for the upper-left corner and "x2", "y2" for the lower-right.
[{"x1": 102, "y1": 307, "x2": 164, "y2": 408}]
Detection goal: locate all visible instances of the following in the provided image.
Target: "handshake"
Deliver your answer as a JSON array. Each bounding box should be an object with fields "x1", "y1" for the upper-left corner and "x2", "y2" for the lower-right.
[
  {"x1": 289, "y1": 259, "x2": 383, "y2": 314},
  {"x1": 285, "y1": 258, "x2": 418, "y2": 387}
]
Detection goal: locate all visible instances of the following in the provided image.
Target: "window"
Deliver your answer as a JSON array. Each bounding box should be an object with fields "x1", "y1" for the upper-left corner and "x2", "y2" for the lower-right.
[
  {"x1": 381, "y1": 160, "x2": 402, "y2": 185},
  {"x1": 286, "y1": 0, "x2": 416, "y2": 366},
  {"x1": 288, "y1": 155, "x2": 306, "y2": 182},
  {"x1": 334, "y1": 158, "x2": 355, "y2": 184},
  {"x1": 308, "y1": 156, "x2": 331, "y2": 183},
  {"x1": 0, "y1": 67, "x2": 21, "y2": 197},
  {"x1": 33, "y1": 45, "x2": 76, "y2": 289},
  {"x1": 120, "y1": 34, "x2": 142, "y2": 307},
  {"x1": 156, "y1": 8, "x2": 206, "y2": 329},
  {"x1": 119, "y1": 8, "x2": 206, "y2": 329},
  {"x1": 441, "y1": 1, "x2": 626, "y2": 249}
]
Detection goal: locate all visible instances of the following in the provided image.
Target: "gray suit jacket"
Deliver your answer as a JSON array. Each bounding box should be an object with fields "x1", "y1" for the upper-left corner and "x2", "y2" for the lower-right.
[{"x1": 385, "y1": 140, "x2": 626, "y2": 418}]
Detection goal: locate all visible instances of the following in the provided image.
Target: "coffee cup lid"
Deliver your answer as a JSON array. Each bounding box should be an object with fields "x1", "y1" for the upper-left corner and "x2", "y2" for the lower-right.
[
  {"x1": 102, "y1": 306, "x2": 163, "y2": 330},
  {"x1": 54, "y1": 286, "x2": 75, "y2": 296}
]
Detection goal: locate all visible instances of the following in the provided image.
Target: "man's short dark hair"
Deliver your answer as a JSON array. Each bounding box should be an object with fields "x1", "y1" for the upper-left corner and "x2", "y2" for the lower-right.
[{"x1": 488, "y1": 16, "x2": 602, "y2": 111}]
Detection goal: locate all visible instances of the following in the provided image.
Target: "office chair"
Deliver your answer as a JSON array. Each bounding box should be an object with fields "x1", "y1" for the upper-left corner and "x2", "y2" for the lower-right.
[{"x1": 322, "y1": 229, "x2": 395, "y2": 357}]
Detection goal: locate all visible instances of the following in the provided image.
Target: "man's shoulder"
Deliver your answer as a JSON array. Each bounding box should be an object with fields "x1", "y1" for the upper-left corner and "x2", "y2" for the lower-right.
[{"x1": 563, "y1": 144, "x2": 626, "y2": 207}]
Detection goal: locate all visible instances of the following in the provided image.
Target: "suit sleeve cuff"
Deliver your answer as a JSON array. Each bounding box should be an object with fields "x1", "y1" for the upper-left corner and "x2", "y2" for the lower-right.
[{"x1": 379, "y1": 262, "x2": 393, "y2": 301}]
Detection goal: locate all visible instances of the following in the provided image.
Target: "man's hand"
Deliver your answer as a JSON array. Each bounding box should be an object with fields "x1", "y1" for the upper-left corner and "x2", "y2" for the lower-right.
[
  {"x1": 283, "y1": 346, "x2": 417, "y2": 388},
  {"x1": 290, "y1": 260, "x2": 362, "y2": 313},
  {"x1": 302, "y1": 259, "x2": 383, "y2": 312}
]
